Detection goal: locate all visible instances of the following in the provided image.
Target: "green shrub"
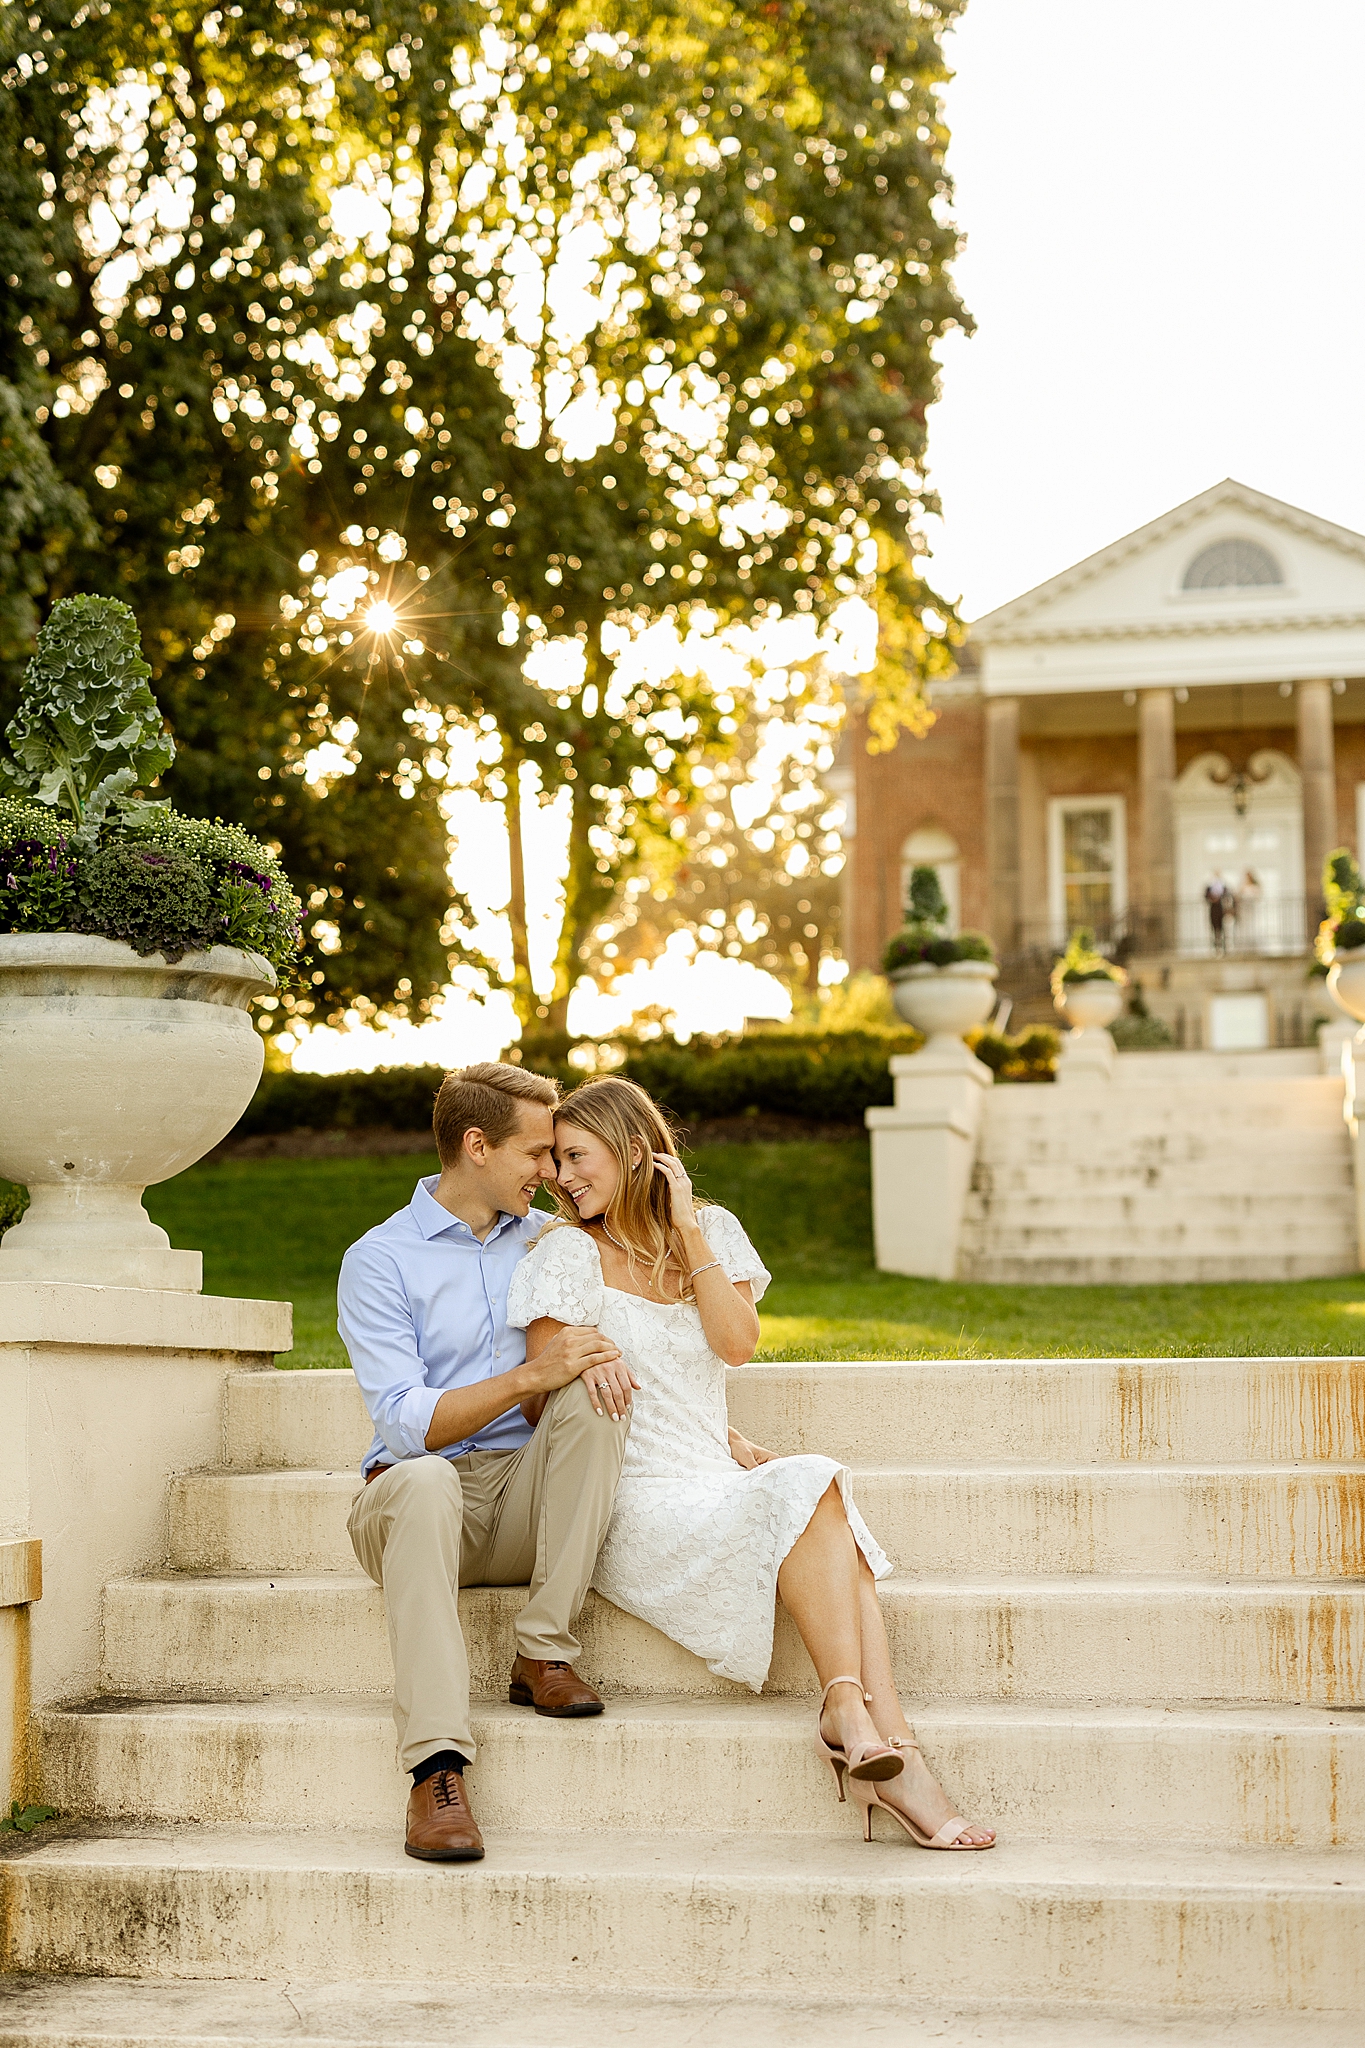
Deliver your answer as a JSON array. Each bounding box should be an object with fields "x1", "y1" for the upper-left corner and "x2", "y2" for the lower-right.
[
  {"x1": 231, "y1": 1018, "x2": 1073, "y2": 1143},
  {"x1": 967, "y1": 1024, "x2": 1059, "y2": 1082},
  {"x1": 0, "y1": 1179, "x2": 29, "y2": 1232},
  {"x1": 1111, "y1": 1012, "x2": 1176, "y2": 1050}
]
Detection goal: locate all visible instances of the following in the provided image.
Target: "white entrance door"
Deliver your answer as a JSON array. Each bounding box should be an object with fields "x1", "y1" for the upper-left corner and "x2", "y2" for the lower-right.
[{"x1": 1172, "y1": 749, "x2": 1304, "y2": 954}]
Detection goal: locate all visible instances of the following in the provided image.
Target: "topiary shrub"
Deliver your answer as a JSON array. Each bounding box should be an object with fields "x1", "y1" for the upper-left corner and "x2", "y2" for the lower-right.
[{"x1": 880, "y1": 864, "x2": 996, "y2": 975}]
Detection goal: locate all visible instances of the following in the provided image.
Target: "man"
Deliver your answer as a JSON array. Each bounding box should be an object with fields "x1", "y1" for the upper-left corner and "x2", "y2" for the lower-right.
[
  {"x1": 339, "y1": 1062, "x2": 638, "y2": 1863},
  {"x1": 1205, "y1": 873, "x2": 1228, "y2": 954}
]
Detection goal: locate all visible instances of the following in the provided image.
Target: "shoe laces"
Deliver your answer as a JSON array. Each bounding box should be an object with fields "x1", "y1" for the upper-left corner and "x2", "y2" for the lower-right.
[{"x1": 430, "y1": 1770, "x2": 464, "y2": 1810}]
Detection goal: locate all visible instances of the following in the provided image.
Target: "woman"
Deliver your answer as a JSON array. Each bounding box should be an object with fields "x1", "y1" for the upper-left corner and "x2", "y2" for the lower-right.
[{"x1": 506, "y1": 1076, "x2": 994, "y2": 1850}]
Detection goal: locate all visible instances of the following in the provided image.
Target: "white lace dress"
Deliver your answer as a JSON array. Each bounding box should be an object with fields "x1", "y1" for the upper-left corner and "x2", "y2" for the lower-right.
[{"x1": 506, "y1": 1208, "x2": 892, "y2": 1690}]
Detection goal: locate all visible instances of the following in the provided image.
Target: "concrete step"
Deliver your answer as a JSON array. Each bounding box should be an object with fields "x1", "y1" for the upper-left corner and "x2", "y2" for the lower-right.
[
  {"x1": 1, "y1": 1977, "x2": 1360, "y2": 2048},
  {"x1": 957, "y1": 1252, "x2": 1359, "y2": 1283},
  {"x1": 169, "y1": 1470, "x2": 361, "y2": 1575},
  {"x1": 965, "y1": 1189, "x2": 1353, "y2": 1223},
  {"x1": 97, "y1": 1573, "x2": 1365, "y2": 1707},
  {"x1": 977, "y1": 1128, "x2": 1349, "y2": 1158},
  {"x1": 167, "y1": 1464, "x2": 1365, "y2": 1579},
  {"x1": 986, "y1": 1075, "x2": 1344, "y2": 1116},
  {"x1": 233, "y1": 1361, "x2": 1365, "y2": 1468},
  {"x1": 3, "y1": 1828, "x2": 1362, "y2": 2010},
  {"x1": 35, "y1": 1696, "x2": 1365, "y2": 1848},
  {"x1": 972, "y1": 1160, "x2": 1353, "y2": 1196},
  {"x1": 959, "y1": 1212, "x2": 1355, "y2": 1253},
  {"x1": 957, "y1": 1218, "x2": 1357, "y2": 1258}
]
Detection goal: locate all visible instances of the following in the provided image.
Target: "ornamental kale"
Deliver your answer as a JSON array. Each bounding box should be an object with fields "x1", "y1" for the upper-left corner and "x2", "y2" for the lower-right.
[
  {"x1": 0, "y1": 596, "x2": 174, "y2": 835},
  {"x1": 73, "y1": 843, "x2": 219, "y2": 963},
  {"x1": 0, "y1": 601, "x2": 303, "y2": 977}
]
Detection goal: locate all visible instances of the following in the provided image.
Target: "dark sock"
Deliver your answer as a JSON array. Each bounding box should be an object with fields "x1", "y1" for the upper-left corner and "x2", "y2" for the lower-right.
[{"x1": 412, "y1": 1748, "x2": 469, "y2": 1787}]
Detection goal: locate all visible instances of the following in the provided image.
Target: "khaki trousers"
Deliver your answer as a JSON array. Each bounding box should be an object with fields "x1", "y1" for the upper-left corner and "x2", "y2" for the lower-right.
[{"x1": 347, "y1": 1376, "x2": 629, "y2": 1772}]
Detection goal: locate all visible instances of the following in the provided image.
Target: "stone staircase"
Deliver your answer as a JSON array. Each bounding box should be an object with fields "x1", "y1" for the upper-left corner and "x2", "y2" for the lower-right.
[
  {"x1": 2, "y1": 1355, "x2": 1363, "y2": 2044},
  {"x1": 959, "y1": 1050, "x2": 1357, "y2": 1283}
]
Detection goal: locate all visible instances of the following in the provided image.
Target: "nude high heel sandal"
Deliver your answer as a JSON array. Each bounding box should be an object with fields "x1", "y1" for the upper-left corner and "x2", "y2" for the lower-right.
[
  {"x1": 814, "y1": 1675, "x2": 905, "y2": 1799},
  {"x1": 850, "y1": 1734, "x2": 996, "y2": 1850}
]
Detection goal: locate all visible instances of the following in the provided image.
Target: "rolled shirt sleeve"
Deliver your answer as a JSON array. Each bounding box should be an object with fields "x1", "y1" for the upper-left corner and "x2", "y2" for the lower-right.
[{"x1": 338, "y1": 1239, "x2": 443, "y2": 1464}]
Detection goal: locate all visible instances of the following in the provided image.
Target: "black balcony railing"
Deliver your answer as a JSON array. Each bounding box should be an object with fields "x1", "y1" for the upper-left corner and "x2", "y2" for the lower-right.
[{"x1": 1000, "y1": 896, "x2": 1315, "y2": 967}]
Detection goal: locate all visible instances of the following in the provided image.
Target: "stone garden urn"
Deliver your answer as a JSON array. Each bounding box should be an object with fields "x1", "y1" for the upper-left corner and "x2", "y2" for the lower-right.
[
  {"x1": 1327, "y1": 950, "x2": 1365, "y2": 1025},
  {"x1": 1054, "y1": 975, "x2": 1124, "y2": 1083},
  {"x1": 1054, "y1": 977, "x2": 1125, "y2": 1033},
  {"x1": 889, "y1": 959, "x2": 999, "y2": 1056},
  {"x1": 0, "y1": 935, "x2": 275, "y2": 1291}
]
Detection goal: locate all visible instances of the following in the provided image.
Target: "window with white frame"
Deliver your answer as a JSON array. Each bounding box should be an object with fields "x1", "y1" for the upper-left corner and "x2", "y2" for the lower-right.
[{"x1": 1047, "y1": 797, "x2": 1127, "y2": 942}]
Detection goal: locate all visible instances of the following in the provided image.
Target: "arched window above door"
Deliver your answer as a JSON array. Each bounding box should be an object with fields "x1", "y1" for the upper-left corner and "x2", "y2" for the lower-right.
[{"x1": 901, "y1": 826, "x2": 960, "y2": 932}]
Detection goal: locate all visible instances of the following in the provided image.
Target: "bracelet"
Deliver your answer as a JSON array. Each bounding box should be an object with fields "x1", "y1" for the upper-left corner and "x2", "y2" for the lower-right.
[{"x1": 689, "y1": 1259, "x2": 722, "y2": 1280}]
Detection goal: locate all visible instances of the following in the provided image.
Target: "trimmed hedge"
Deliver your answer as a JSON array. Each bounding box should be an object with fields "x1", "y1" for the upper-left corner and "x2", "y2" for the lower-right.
[{"x1": 232, "y1": 1031, "x2": 924, "y2": 1138}]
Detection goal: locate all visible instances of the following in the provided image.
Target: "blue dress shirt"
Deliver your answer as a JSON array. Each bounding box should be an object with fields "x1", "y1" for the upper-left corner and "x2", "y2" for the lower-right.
[{"x1": 337, "y1": 1176, "x2": 544, "y2": 1476}]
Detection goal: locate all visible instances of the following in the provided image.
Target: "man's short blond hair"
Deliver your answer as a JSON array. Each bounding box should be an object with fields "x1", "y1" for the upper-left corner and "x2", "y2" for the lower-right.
[{"x1": 432, "y1": 1061, "x2": 559, "y2": 1166}]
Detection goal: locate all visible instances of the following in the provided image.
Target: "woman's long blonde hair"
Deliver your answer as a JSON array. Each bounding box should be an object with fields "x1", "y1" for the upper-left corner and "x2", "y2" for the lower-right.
[{"x1": 549, "y1": 1077, "x2": 707, "y2": 1299}]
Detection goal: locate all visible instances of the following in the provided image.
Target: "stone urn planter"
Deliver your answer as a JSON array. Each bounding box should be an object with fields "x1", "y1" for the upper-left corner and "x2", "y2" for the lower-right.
[
  {"x1": 1054, "y1": 976, "x2": 1125, "y2": 1033},
  {"x1": 0, "y1": 934, "x2": 275, "y2": 1291},
  {"x1": 1327, "y1": 951, "x2": 1365, "y2": 1025},
  {"x1": 889, "y1": 959, "x2": 998, "y2": 1050}
]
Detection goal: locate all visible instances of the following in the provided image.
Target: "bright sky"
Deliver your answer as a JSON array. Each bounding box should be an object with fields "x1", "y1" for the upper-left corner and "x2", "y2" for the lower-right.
[
  {"x1": 924, "y1": 0, "x2": 1365, "y2": 622},
  {"x1": 294, "y1": 0, "x2": 1365, "y2": 1070}
]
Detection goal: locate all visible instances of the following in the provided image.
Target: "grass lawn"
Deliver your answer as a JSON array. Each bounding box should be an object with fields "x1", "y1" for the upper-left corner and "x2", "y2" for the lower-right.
[{"x1": 143, "y1": 1140, "x2": 1365, "y2": 1365}]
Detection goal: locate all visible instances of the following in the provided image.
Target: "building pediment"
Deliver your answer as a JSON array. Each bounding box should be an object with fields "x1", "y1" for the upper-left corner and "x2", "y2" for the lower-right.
[{"x1": 972, "y1": 480, "x2": 1365, "y2": 696}]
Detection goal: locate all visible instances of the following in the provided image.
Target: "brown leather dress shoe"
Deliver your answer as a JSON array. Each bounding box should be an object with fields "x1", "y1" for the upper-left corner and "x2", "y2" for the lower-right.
[
  {"x1": 404, "y1": 1769, "x2": 485, "y2": 1862},
  {"x1": 508, "y1": 1653, "x2": 604, "y2": 1717}
]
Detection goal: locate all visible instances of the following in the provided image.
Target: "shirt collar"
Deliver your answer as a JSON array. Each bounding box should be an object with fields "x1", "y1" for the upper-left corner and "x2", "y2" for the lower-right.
[{"x1": 410, "y1": 1175, "x2": 522, "y2": 1245}]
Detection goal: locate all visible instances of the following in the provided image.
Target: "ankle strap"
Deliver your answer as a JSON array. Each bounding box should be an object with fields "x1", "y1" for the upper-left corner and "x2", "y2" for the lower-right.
[{"x1": 819, "y1": 1674, "x2": 871, "y2": 1708}]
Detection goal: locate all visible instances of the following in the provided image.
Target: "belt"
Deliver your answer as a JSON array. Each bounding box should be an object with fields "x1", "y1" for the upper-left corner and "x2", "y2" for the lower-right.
[{"x1": 365, "y1": 1463, "x2": 393, "y2": 1485}]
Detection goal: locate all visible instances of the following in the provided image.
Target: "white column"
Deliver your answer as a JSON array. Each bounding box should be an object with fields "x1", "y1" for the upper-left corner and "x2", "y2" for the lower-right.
[
  {"x1": 865, "y1": 1050, "x2": 993, "y2": 1278},
  {"x1": 1297, "y1": 678, "x2": 1337, "y2": 915}
]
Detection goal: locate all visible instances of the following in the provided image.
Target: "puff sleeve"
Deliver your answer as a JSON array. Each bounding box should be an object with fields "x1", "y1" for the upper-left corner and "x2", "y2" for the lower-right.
[
  {"x1": 697, "y1": 1206, "x2": 771, "y2": 1304},
  {"x1": 506, "y1": 1224, "x2": 606, "y2": 1329}
]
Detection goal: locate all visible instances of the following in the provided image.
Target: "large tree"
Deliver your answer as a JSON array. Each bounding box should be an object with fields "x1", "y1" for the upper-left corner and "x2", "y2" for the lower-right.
[{"x1": 2, "y1": 0, "x2": 968, "y2": 1036}]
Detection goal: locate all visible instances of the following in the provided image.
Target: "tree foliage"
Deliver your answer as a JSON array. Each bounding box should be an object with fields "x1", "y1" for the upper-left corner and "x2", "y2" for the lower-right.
[{"x1": 2, "y1": 0, "x2": 968, "y2": 1036}]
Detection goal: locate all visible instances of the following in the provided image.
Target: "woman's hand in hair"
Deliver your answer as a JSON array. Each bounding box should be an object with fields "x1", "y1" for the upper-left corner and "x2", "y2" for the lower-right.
[
  {"x1": 652, "y1": 1151, "x2": 698, "y2": 1228},
  {"x1": 727, "y1": 1427, "x2": 776, "y2": 1469}
]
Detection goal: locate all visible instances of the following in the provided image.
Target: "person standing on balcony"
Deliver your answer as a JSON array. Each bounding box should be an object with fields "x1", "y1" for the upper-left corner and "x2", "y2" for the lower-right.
[
  {"x1": 338, "y1": 1063, "x2": 637, "y2": 1865},
  {"x1": 1205, "y1": 873, "x2": 1230, "y2": 953},
  {"x1": 1238, "y1": 868, "x2": 1262, "y2": 949}
]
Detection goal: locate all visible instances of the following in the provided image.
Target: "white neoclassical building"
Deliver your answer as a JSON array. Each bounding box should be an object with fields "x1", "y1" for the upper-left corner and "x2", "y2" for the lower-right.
[{"x1": 845, "y1": 479, "x2": 1365, "y2": 1043}]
